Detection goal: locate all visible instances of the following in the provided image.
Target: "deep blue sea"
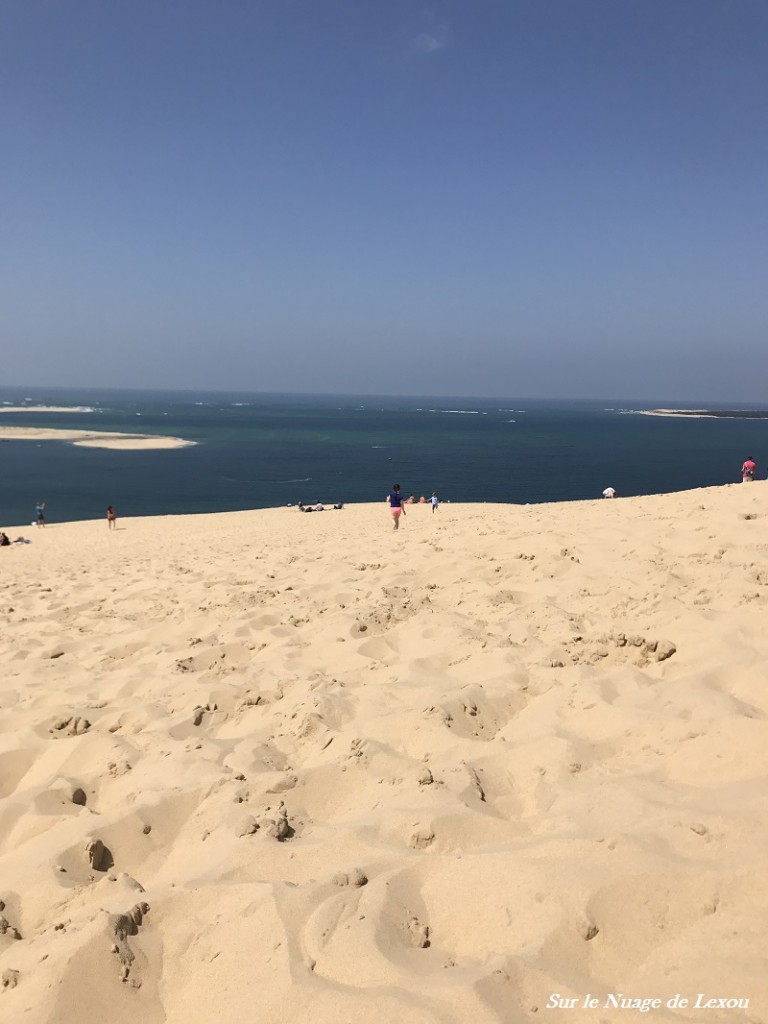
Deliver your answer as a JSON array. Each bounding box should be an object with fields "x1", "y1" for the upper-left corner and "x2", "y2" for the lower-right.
[{"x1": 2, "y1": 387, "x2": 767, "y2": 526}]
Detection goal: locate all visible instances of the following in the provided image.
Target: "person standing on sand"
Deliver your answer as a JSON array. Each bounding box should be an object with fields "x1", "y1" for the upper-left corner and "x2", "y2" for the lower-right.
[
  {"x1": 431, "y1": 492, "x2": 439, "y2": 512},
  {"x1": 742, "y1": 456, "x2": 757, "y2": 482},
  {"x1": 106, "y1": 506, "x2": 117, "y2": 529},
  {"x1": 35, "y1": 500, "x2": 45, "y2": 527},
  {"x1": 387, "y1": 483, "x2": 406, "y2": 530}
]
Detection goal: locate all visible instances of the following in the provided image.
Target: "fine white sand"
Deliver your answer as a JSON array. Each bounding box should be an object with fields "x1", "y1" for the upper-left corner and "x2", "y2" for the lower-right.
[
  {"x1": 0, "y1": 427, "x2": 194, "y2": 450},
  {"x1": 1, "y1": 487, "x2": 767, "y2": 1022}
]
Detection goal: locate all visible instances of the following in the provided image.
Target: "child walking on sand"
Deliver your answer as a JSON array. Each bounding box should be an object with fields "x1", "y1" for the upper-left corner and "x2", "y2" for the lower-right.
[
  {"x1": 431, "y1": 492, "x2": 439, "y2": 513},
  {"x1": 387, "y1": 483, "x2": 406, "y2": 530}
]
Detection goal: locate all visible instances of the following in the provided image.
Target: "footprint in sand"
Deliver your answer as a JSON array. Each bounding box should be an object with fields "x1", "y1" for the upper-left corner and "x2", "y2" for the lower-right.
[
  {"x1": 49, "y1": 714, "x2": 91, "y2": 737},
  {"x1": 85, "y1": 837, "x2": 114, "y2": 871},
  {"x1": 436, "y1": 686, "x2": 527, "y2": 741},
  {"x1": 0, "y1": 899, "x2": 22, "y2": 944},
  {"x1": 331, "y1": 868, "x2": 368, "y2": 887},
  {"x1": 1, "y1": 968, "x2": 20, "y2": 990},
  {"x1": 109, "y1": 900, "x2": 150, "y2": 985},
  {"x1": 406, "y1": 914, "x2": 430, "y2": 948}
]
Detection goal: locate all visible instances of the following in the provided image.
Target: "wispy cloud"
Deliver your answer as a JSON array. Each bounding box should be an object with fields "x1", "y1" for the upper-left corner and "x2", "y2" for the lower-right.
[{"x1": 410, "y1": 22, "x2": 449, "y2": 56}]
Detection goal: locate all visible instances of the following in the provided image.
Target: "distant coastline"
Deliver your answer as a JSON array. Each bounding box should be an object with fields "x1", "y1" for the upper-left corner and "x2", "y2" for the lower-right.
[{"x1": 639, "y1": 409, "x2": 768, "y2": 420}]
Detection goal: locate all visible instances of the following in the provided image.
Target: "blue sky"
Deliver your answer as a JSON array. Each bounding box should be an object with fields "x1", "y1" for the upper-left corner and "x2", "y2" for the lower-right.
[{"x1": 2, "y1": 1, "x2": 766, "y2": 399}]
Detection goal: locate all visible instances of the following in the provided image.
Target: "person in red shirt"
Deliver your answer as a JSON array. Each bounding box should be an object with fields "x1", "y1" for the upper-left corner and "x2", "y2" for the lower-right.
[{"x1": 742, "y1": 456, "x2": 757, "y2": 482}]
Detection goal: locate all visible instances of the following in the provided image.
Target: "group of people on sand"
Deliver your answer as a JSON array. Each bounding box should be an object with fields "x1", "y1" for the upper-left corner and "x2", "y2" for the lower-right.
[
  {"x1": 31, "y1": 500, "x2": 118, "y2": 529},
  {"x1": 603, "y1": 455, "x2": 763, "y2": 499},
  {"x1": 24, "y1": 456, "x2": 765, "y2": 538},
  {"x1": 403, "y1": 493, "x2": 439, "y2": 508},
  {"x1": 387, "y1": 485, "x2": 439, "y2": 529},
  {"x1": 297, "y1": 501, "x2": 344, "y2": 512}
]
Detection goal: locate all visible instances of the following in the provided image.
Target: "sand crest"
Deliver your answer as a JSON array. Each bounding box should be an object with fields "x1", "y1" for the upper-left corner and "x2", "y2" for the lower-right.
[{"x1": 0, "y1": 488, "x2": 767, "y2": 1022}]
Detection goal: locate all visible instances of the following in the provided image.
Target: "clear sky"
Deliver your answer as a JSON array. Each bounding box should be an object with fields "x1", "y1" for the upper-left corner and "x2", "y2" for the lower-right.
[{"x1": 2, "y1": 1, "x2": 766, "y2": 400}]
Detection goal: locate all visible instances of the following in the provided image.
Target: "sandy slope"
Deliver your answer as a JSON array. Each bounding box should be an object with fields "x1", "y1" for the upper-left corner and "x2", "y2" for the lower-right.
[{"x1": 1, "y1": 488, "x2": 767, "y2": 1023}]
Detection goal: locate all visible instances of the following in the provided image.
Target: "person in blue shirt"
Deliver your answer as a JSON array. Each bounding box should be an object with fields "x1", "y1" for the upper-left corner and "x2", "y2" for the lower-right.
[
  {"x1": 387, "y1": 483, "x2": 406, "y2": 531},
  {"x1": 35, "y1": 501, "x2": 45, "y2": 527}
]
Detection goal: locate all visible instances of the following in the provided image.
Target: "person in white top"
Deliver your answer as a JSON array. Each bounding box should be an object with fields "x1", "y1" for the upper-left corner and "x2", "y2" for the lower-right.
[{"x1": 602, "y1": 487, "x2": 616, "y2": 498}]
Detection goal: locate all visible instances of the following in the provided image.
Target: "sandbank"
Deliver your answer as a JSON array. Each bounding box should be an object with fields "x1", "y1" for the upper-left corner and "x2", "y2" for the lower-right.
[
  {"x1": 638, "y1": 408, "x2": 768, "y2": 420},
  {"x1": 0, "y1": 426, "x2": 195, "y2": 449},
  {"x1": 0, "y1": 487, "x2": 766, "y2": 1021},
  {"x1": 637, "y1": 408, "x2": 712, "y2": 418},
  {"x1": 0, "y1": 406, "x2": 96, "y2": 414}
]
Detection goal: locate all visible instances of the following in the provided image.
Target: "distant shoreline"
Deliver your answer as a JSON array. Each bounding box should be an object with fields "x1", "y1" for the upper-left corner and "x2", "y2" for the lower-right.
[
  {"x1": 639, "y1": 409, "x2": 768, "y2": 420},
  {"x1": 0, "y1": 426, "x2": 195, "y2": 450}
]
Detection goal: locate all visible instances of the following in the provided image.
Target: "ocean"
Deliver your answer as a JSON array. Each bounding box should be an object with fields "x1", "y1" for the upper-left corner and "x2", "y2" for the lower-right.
[{"x1": 1, "y1": 387, "x2": 767, "y2": 526}]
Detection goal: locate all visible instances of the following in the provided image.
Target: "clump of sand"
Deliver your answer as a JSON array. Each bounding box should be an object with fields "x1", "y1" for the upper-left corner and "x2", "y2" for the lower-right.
[{"x1": 1, "y1": 487, "x2": 767, "y2": 1022}]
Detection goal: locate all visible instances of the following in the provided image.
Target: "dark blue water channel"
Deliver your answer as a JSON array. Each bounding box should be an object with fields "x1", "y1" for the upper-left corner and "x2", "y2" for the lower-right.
[{"x1": 1, "y1": 387, "x2": 767, "y2": 525}]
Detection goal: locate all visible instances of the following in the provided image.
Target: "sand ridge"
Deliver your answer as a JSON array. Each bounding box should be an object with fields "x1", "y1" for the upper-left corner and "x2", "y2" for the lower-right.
[{"x1": 1, "y1": 488, "x2": 767, "y2": 1022}]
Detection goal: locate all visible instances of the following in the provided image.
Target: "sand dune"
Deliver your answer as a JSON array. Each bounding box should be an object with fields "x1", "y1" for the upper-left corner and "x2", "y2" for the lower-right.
[{"x1": 1, "y1": 487, "x2": 767, "y2": 1022}]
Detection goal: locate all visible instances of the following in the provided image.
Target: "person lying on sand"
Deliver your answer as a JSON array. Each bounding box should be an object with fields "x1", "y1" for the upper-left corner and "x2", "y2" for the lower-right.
[{"x1": 0, "y1": 532, "x2": 30, "y2": 546}]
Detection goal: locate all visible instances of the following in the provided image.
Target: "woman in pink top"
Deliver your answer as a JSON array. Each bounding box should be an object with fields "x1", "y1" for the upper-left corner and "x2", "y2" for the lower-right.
[{"x1": 742, "y1": 457, "x2": 757, "y2": 482}]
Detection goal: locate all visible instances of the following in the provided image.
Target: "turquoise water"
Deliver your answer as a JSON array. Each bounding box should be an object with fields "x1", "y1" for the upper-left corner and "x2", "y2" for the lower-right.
[{"x1": 1, "y1": 387, "x2": 767, "y2": 525}]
